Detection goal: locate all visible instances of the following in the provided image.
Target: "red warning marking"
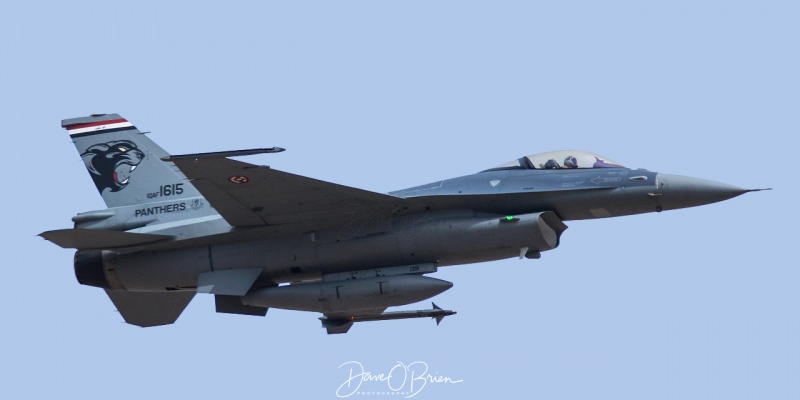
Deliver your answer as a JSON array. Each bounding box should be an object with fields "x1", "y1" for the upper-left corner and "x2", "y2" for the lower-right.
[{"x1": 228, "y1": 176, "x2": 250, "y2": 184}]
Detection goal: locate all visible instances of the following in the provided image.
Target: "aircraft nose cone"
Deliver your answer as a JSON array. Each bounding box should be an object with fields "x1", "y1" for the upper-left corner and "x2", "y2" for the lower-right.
[{"x1": 656, "y1": 173, "x2": 750, "y2": 210}]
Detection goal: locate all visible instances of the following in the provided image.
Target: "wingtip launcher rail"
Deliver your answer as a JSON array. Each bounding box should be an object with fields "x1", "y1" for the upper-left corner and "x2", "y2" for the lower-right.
[{"x1": 162, "y1": 147, "x2": 285, "y2": 162}]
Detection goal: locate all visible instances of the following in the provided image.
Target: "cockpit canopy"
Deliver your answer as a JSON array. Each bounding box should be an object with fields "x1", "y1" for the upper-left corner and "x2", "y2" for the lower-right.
[{"x1": 488, "y1": 150, "x2": 624, "y2": 171}]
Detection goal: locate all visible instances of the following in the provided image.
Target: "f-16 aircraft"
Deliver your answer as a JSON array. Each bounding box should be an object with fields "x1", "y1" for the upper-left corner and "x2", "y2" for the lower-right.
[{"x1": 41, "y1": 114, "x2": 766, "y2": 334}]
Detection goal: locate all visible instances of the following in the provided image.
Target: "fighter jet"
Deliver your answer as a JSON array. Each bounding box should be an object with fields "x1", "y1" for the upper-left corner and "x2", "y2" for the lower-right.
[{"x1": 40, "y1": 114, "x2": 767, "y2": 334}]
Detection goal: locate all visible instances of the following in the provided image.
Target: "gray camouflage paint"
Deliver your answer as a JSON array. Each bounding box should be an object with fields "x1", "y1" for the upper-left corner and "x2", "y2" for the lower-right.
[{"x1": 42, "y1": 114, "x2": 761, "y2": 331}]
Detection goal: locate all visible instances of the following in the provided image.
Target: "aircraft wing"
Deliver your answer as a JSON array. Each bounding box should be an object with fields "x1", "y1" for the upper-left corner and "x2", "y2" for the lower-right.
[{"x1": 167, "y1": 151, "x2": 406, "y2": 228}]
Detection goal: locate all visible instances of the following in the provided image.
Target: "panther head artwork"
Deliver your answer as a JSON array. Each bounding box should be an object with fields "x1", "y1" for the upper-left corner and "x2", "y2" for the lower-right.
[{"x1": 80, "y1": 140, "x2": 145, "y2": 193}]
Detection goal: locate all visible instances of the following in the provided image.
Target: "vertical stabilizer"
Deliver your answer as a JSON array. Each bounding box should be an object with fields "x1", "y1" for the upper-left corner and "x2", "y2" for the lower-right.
[{"x1": 62, "y1": 114, "x2": 202, "y2": 208}]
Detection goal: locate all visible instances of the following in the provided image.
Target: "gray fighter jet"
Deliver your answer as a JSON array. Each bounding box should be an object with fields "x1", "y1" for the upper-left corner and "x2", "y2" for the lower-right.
[{"x1": 41, "y1": 114, "x2": 767, "y2": 334}]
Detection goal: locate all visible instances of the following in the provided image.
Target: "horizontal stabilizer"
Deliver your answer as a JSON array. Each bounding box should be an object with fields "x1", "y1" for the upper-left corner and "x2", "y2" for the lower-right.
[
  {"x1": 40, "y1": 228, "x2": 173, "y2": 250},
  {"x1": 105, "y1": 290, "x2": 195, "y2": 327}
]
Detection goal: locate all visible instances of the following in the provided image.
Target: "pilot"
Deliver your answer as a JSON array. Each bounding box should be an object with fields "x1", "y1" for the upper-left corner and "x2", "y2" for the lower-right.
[{"x1": 563, "y1": 156, "x2": 578, "y2": 168}]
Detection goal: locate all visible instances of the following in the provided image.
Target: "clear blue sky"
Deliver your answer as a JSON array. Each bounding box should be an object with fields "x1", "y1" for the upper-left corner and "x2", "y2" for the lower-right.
[{"x1": 1, "y1": 1, "x2": 797, "y2": 399}]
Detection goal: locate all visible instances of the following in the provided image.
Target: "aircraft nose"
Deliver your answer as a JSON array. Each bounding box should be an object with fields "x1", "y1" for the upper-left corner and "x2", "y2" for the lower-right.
[{"x1": 656, "y1": 173, "x2": 751, "y2": 211}]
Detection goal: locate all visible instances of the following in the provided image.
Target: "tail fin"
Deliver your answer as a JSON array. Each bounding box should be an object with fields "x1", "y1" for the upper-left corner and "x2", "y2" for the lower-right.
[{"x1": 62, "y1": 114, "x2": 202, "y2": 208}]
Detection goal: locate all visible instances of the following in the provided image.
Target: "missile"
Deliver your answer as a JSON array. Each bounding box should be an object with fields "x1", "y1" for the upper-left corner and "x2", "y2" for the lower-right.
[{"x1": 319, "y1": 303, "x2": 457, "y2": 334}]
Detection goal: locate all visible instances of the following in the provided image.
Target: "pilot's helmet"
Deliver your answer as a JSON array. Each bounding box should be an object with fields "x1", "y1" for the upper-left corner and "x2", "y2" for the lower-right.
[
  {"x1": 564, "y1": 156, "x2": 577, "y2": 168},
  {"x1": 543, "y1": 159, "x2": 560, "y2": 169}
]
